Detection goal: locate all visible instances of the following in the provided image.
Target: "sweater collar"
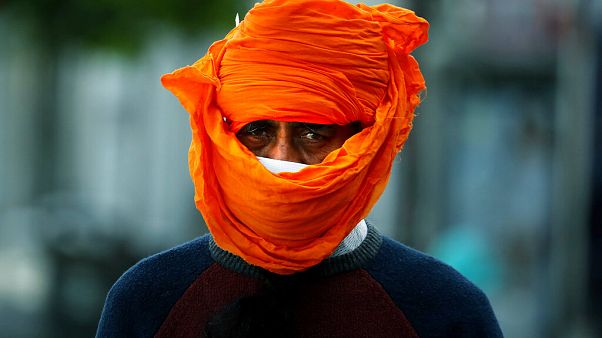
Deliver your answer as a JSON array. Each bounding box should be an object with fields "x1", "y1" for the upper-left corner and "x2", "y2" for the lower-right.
[{"x1": 208, "y1": 223, "x2": 383, "y2": 279}]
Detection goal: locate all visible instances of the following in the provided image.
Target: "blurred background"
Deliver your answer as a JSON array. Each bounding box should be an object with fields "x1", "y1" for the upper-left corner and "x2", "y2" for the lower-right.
[{"x1": 0, "y1": 0, "x2": 600, "y2": 337}]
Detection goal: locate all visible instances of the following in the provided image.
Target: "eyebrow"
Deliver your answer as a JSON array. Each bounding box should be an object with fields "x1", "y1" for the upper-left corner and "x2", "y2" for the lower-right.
[
  {"x1": 290, "y1": 122, "x2": 334, "y2": 130},
  {"x1": 243, "y1": 120, "x2": 276, "y2": 129}
]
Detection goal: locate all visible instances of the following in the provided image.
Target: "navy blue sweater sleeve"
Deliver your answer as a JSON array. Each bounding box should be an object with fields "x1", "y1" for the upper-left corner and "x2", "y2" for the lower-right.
[
  {"x1": 95, "y1": 235, "x2": 214, "y2": 338},
  {"x1": 366, "y1": 237, "x2": 503, "y2": 338}
]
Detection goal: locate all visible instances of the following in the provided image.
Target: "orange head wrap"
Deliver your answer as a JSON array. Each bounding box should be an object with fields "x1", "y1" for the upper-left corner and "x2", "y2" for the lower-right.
[{"x1": 161, "y1": 0, "x2": 429, "y2": 274}]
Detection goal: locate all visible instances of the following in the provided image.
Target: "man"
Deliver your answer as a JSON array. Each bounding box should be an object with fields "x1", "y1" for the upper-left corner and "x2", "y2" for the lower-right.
[{"x1": 96, "y1": 0, "x2": 503, "y2": 337}]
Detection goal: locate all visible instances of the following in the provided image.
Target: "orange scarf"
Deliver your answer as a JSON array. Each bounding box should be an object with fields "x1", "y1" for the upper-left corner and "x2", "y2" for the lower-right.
[{"x1": 161, "y1": 0, "x2": 428, "y2": 274}]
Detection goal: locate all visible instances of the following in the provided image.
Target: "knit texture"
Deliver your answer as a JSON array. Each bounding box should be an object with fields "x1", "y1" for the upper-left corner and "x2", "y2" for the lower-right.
[{"x1": 96, "y1": 225, "x2": 503, "y2": 338}]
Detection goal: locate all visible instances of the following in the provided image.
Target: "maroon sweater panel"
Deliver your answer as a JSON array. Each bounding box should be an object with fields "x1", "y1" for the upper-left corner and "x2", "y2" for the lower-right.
[
  {"x1": 154, "y1": 263, "x2": 264, "y2": 338},
  {"x1": 154, "y1": 263, "x2": 418, "y2": 338}
]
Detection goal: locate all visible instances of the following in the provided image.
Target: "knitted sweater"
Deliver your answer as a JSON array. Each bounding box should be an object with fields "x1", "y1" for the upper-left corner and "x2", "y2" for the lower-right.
[{"x1": 96, "y1": 225, "x2": 503, "y2": 337}]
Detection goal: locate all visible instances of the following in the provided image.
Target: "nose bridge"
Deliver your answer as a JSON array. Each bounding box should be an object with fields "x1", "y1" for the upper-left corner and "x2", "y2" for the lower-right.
[{"x1": 266, "y1": 124, "x2": 302, "y2": 163}]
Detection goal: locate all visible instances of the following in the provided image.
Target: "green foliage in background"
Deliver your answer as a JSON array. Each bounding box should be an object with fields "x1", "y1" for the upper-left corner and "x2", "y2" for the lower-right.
[{"x1": 4, "y1": 0, "x2": 245, "y2": 53}]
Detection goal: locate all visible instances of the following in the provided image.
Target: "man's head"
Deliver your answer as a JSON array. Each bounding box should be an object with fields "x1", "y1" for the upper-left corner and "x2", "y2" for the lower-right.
[{"x1": 162, "y1": 0, "x2": 428, "y2": 274}]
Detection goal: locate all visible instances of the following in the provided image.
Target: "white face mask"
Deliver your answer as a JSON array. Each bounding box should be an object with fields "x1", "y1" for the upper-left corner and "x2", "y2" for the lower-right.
[{"x1": 257, "y1": 156, "x2": 309, "y2": 174}]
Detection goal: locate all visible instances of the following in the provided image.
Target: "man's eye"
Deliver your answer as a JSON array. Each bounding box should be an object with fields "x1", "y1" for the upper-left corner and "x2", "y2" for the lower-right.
[
  {"x1": 299, "y1": 123, "x2": 332, "y2": 142},
  {"x1": 301, "y1": 131, "x2": 324, "y2": 141},
  {"x1": 236, "y1": 121, "x2": 274, "y2": 149},
  {"x1": 246, "y1": 127, "x2": 265, "y2": 137},
  {"x1": 240, "y1": 122, "x2": 270, "y2": 137}
]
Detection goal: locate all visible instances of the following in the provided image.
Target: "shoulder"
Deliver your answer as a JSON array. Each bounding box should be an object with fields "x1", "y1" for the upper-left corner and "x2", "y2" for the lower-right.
[
  {"x1": 96, "y1": 234, "x2": 215, "y2": 338},
  {"x1": 365, "y1": 235, "x2": 503, "y2": 338},
  {"x1": 367, "y1": 236, "x2": 485, "y2": 305}
]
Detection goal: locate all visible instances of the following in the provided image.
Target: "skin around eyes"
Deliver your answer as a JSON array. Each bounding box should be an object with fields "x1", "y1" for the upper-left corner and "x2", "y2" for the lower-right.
[{"x1": 236, "y1": 120, "x2": 360, "y2": 165}]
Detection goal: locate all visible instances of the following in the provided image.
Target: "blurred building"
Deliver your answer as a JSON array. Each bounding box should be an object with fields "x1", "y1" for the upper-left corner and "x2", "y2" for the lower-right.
[{"x1": 0, "y1": 0, "x2": 600, "y2": 337}]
